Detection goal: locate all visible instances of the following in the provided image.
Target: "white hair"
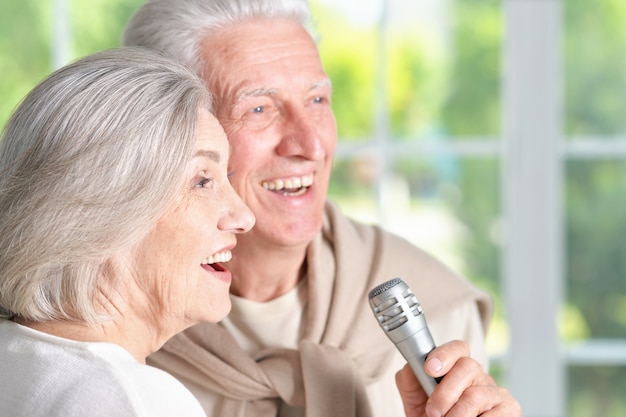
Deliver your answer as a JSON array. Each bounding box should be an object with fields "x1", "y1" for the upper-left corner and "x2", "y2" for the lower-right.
[
  {"x1": 0, "y1": 47, "x2": 211, "y2": 323},
  {"x1": 123, "y1": 0, "x2": 315, "y2": 79}
]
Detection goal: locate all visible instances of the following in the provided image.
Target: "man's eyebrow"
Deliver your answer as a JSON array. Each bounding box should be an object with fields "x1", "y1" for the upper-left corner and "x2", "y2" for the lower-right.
[
  {"x1": 234, "y1": 79, "x2": 332, "y2": 103},
  {"x1": 235, "y1": 88, "x2": 278, "y2": 103},
  {"x1": 311, "y1": 78, "x2": 332, "y2": 90},
  {"x1": 194, "y1": 149, "x2": 220, "y2": 162}
]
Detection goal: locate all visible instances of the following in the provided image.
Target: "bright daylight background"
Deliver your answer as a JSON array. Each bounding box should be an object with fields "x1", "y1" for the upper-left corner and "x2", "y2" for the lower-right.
[{"x1": 2, "y1": 0, "x2": 626, "y2": 416}]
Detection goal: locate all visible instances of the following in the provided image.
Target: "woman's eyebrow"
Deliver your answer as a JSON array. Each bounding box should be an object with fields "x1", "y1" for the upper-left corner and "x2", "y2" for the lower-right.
[{"x1": 194, "y1": 149, "x2": 220, "y2": 162}]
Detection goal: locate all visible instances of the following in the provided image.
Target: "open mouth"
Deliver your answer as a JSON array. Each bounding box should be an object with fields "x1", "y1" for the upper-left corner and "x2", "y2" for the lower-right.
[
  {"x1": 202, "y1": 251, "x2": 231, "y2": 272},
  {"x1": 261, "y1": 173, "x2": 313, "y2": 196},
  {"x1": 203, "y1": 262, "x2": 227, "y2": 272}
]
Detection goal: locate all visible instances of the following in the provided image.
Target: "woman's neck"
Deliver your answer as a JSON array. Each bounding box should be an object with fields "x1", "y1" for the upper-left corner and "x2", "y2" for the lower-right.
[{"x1": 13, "y1": 310, "x2": 168, "y2": 364}]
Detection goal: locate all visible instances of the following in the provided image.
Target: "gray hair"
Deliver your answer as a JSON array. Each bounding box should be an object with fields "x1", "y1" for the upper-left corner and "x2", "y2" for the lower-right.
[
  {"x1": 123, "y1": 0, "x2": 315, "y2": 79},
  {"x1": 0, "y1": 47, "x2": 211, "y2": 324}
]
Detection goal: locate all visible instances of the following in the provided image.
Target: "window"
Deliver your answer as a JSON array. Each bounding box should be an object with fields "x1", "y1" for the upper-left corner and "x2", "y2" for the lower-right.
[{"x1": 314, "y1": 1, "x2": 626, "y2": 416}]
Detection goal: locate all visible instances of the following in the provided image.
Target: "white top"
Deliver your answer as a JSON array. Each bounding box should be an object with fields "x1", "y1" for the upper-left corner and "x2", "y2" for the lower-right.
[{"x1": 0, "y1": 319, "x2": 206, "y2": 417}]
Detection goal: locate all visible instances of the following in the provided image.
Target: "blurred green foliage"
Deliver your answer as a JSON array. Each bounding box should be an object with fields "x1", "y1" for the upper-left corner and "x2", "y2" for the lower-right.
[
  {"x1": 0, "y1": 0, "x2": 51, "y2": 128},
  {"x1": 565, "y1": 0, "x2": 626, "y2": 135},
  {"x1": 564, "y1": 0, "x2": 626, "y2": 415},
  {"x1": 0, "y1": 0, "x2": 145, "y2": 128},
  {"x1": 70, "y1": 0, "x2": 144, "y2": 56},
  {"x1": 440, "y1": 0, "x2": 501, "y2": 137}
]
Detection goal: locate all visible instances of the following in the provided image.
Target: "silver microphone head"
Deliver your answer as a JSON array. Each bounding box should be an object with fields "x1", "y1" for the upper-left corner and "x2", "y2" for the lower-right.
[{"x1": 368, "y1": 277, "x2": 426, "y2": 343}]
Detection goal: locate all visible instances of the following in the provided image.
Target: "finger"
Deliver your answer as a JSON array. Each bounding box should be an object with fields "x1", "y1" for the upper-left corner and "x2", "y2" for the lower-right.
[
  {"x1": 424, "y1": 340, "x2": 471, "y2": 379},
  {"x1": 426, "y1": 357, "x2": 495, "y2": 416},
  {"x1": 395, "y1": 364, "x2": 429, "y2": 417},
  {"x1": 441, "y1": 385, "x2": 522, "y2": 417}
]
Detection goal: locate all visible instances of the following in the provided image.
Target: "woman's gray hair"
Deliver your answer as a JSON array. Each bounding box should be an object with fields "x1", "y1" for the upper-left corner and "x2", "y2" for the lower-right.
[
  {"x1": 0, "y1": 47, "x2": 211, "y2": 324},
  {"x1": 123, "y1": 0, "x2": 315, "y2": 79}
]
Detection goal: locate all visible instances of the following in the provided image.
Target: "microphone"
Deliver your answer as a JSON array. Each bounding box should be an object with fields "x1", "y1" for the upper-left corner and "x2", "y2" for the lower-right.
[{"x1": 368, "y1": 277, "x2": 441, "y2": 396}]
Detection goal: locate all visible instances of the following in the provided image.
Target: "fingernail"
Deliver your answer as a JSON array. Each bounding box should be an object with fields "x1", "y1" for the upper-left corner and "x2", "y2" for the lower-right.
[
  {"x1": 426, "y1": 357, "x2": 443, "y2": 374},
  {"x1": 425, "y1": 403, "x2": 441, "y2": 417}
]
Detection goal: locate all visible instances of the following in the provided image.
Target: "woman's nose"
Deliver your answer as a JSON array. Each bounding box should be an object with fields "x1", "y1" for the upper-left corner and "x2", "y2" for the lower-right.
[{"x1": 222, "y1": 187, "x2": 255, "y2": 234}]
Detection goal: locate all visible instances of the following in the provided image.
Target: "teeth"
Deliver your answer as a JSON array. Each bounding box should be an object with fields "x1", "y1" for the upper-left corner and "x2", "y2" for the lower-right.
[
  {"x1": 262, "y1": 173, "x2": 314, "y2": 191},
  {"x1": 203, "y1": 251, "x2": 232, "y2": 265}
]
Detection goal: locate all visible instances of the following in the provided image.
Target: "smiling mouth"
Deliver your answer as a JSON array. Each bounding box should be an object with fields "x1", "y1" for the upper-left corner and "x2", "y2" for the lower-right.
[
  {"x1": 261, "y1": 173, "x2": 313, "y2": 196},
  {"x1": 202, "y1": 251, "x2": 232, "y2": 271}
]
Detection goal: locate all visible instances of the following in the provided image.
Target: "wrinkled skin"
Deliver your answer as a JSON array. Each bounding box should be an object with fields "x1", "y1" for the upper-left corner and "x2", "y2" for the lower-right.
[{"x1": 396, "y1": 341, "x2": 523, "y2": 417}]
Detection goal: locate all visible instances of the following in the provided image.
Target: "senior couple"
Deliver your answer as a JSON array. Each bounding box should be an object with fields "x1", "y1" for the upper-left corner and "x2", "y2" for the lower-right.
[{"x1": 0, "y1": 0, "x2": 521, "y2": 416}]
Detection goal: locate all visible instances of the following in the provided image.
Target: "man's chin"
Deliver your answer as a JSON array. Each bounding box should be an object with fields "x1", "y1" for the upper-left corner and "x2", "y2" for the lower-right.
[{"x1": 246, "y1": 219, "x2": 322, "y2": 248}]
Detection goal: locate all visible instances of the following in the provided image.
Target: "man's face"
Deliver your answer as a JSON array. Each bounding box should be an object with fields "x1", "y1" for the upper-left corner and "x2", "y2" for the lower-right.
[{"x1": 200, "y1": 17, "x2": 337, "y2": 249}]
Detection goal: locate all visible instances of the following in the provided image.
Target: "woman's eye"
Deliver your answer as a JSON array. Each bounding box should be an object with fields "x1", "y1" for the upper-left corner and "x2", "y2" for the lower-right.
[{"x1": 196, "y1": 177, "x2": 213, "y2": 188}]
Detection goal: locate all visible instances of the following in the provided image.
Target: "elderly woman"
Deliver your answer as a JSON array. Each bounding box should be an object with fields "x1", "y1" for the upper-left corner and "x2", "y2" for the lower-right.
[{"x1": 0, "y1": 47, "x2": 254, "y2": 416}]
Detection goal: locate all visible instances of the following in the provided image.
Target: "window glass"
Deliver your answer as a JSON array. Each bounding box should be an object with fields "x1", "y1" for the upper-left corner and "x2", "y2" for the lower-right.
[
  {"x1": 0, "y1": 0, "x2": 52, "y2": 128},
  {"x1": 0, "y1": 0, "x2": 144, "y2": 128},
  {"x1": 565, "y1": 0, "x2": 626, "y2": 137},
  {"x1": 565, "y1": 159, "x2": 626, "y2": 340},
  {"x1": 313, "y1": 0, "x2": 502, "y2": 140},
  {"x1": 568, "y1": 366, "x2": 626, "y2": 417},
  {"x1": 315, "y1": 0, "x2": 506, "y2": 366},
  {"x1": 563, "y1": 0, "x2": 626, "y2": 414},
  {"x1": 69, "y1": 0, "x2": 144, "y2": 59},
  {"x1": 438, "y1": 0, "x2": 501, "y2": 138},
  {"x1": 565, "y1": 159, "x2": 626, "y2": 415}
]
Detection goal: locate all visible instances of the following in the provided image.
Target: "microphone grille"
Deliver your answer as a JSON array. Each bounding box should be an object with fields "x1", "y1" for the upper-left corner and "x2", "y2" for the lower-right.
[
  {"x1": 368, "y1": 277, "x2": 403, "y2": 299},
  {"x1": 368, "y1": 277, "x2": 425, "y2": 332}
]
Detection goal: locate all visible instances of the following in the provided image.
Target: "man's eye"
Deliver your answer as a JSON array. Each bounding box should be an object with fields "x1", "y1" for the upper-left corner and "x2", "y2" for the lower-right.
[
  {"x1": 313, "y1": 96, "x2": 325, "y2": 104},
  {"x1": 252, "y1": 105, "x2": 264, "y2": 113}
]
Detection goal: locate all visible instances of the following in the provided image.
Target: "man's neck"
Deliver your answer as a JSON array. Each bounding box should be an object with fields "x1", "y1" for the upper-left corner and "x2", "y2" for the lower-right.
[{"x1": 229, "y1": 239, "x2": 309, "y2": 302}]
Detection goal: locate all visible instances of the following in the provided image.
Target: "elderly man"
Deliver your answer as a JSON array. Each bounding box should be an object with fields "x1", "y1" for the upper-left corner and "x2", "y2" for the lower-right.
[{"x1": 123, "y1": 1, "x2": 520, "y2": 416}]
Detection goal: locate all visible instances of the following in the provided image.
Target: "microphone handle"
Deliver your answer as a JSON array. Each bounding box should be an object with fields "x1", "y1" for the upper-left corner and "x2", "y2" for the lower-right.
[{"x1": 395, "y1": 325, "x2": 440, "y2": 396}]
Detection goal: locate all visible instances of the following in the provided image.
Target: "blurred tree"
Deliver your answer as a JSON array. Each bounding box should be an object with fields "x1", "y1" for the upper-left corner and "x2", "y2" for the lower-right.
[
  {"x1": 69, "y1": 0, "x2": 143, "y2": 57},
  {"x1": 311, "y1": 3, "x2": 378, "y2": 139},
  {"x1": 386, "y1": 34, "x2": 446, "y2": 138},
  {"x1": 440, "y1": 0, "x2": 501, "y2": 137},
  {"x1": 565, "y1": 0, "x2": 626, "y2": 136},
  {"x1": 0, "y1": 0, "x2": 51, "y2": 128},
  {"x1": 567, "y1": 160, "x2": 626, "y2": 338},
  {"x1": 564, "y1": 0, "x2": 626, "y2": 415},
  {"x1": 0, "y1": 0, "x2": 144, "y2": 129},
  {"x1": 438, "y1": 0, "x2": 502, "y2": 295}
]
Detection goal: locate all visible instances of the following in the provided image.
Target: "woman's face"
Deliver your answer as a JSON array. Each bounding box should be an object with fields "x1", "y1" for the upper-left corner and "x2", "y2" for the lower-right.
[{"x1": 125, "y1": 110, "x2": 254, "y2": 331}]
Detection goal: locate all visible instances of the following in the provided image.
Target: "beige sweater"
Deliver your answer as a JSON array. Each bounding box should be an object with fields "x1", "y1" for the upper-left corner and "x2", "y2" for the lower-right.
[{"x1": 148, "y1": 201, "x2": 492, "y2": 417}]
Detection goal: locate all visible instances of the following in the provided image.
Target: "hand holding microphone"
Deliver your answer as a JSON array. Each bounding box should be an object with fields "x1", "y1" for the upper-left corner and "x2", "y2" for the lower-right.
[{"x1": 369, "y1": 277, "x2": 523, "y2": 416}]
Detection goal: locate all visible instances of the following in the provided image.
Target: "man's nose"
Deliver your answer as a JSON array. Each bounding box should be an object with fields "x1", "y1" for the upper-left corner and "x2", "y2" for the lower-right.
[{"x1": 275, "y1": 111, "x2": 325, "y2": 161}]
